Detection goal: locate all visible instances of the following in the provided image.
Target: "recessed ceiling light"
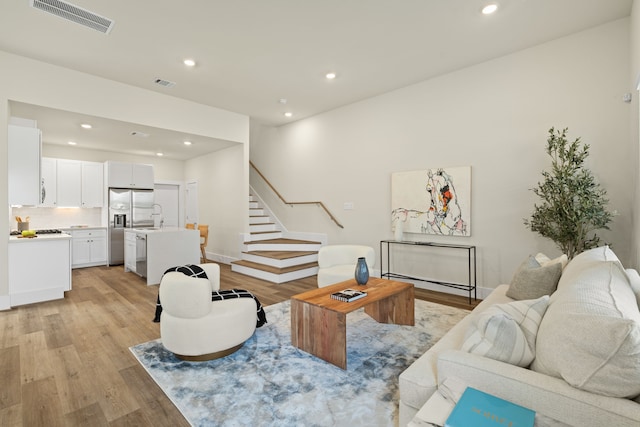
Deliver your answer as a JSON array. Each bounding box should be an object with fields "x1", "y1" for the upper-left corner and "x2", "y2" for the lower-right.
[
  {"x1": 326, "y1": 72, "x2": 336, "y2": 79},
  {"x1": 284, "y1": 112, "x2": 293, "y2": 118},
  {"x1": 482, "y1": 4, "x2": 498, "y2": 14},
  {"x1": 68, "y1": 141, "x2": 77, "y2": 145},
  {"x1": 183, "y1": 59, "x2": 196, "y2": 67},
  {"x1": 156, "y1": 152, "x2": 164, "y2": 156},
  {"x1": 80, "y1": 123, "x2": 92, "y2": 129},
  {"x1": 279, "y1": 98, "x2": 288, "y2": 104},
  {"x1": 183, "y1": 141, "x2": 192, "y2": 146}
]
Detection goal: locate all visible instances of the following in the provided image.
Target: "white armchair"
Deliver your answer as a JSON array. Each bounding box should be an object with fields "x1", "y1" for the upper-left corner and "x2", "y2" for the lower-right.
[
  {"x1": 317, "y1": 245, "x2": 376, "y2": 287},
  {"x1": 159, "y1": 263, "x2": 257, "y2": 361}
]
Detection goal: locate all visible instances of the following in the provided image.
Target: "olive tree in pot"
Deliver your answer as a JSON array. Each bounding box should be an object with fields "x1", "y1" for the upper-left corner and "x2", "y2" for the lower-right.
[{"x1": 524, "y1": 127, "x2": 613, "y2": 260}]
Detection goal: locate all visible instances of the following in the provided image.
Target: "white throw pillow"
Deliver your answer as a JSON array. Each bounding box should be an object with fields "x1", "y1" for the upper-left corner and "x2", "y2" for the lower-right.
[
  {"x1": 461, "y1": 296, "x2": 550, "y2": 367},
  {"x1": 532, "y1": 260, "x2": 640, "y2": 398},
  {"x1": 534, "y1": 252, "x2": 568, "y2": 270}
]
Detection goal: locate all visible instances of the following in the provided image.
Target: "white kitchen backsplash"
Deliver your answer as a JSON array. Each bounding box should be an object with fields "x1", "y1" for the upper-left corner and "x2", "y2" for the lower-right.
[{"x1": 11, "y1": 207, "x2": 103, "y2": 230}]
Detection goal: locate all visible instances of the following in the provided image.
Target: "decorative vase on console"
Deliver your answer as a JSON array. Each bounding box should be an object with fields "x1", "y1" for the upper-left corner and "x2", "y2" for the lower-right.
[
  {"x1": 354, "y1": 257, "x2": 369, "y2": 285},
  {"x1": 394, "y1": 219, "x2": 404, "y2": 241}
]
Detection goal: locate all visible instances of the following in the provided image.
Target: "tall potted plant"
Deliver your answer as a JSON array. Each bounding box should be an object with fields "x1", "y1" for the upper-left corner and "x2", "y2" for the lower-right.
[{"x1": 524, "y1": 127, "x2": 613, "y2": 259}]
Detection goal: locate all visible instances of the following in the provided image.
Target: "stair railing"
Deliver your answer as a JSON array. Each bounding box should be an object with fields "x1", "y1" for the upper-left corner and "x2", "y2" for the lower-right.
[{"x1": 250, "y1": 161, "x2": 344, "y2": 229}]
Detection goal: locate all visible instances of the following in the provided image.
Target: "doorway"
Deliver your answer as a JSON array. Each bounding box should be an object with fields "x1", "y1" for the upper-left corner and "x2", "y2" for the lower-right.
[
  {"x1": 154, "y1": 182, "x2": 181, "y2": 227},
  {"x1": 186, "y1": 181, "x2": 198, "y2": 226}
]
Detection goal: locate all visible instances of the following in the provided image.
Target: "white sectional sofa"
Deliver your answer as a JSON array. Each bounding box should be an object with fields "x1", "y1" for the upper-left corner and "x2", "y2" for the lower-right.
[{"x1": 399, "y1": 246, "x2": 640, "y2": 427}]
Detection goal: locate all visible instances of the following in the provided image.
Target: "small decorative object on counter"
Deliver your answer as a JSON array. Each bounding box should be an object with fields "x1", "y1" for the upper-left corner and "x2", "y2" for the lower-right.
[
  {"x1": 16, "y1": 216, "x2": 30, "y2": 231},
  {"x1": 354, "y1": 257, "x2": 369, "y2": 285}
]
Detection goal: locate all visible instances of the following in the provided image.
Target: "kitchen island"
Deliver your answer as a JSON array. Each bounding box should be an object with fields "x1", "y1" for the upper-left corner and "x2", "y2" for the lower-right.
[
  {"x1": 8, "y1": 232, "x2": 72, "y2": 306},
  {"x1": 124, "y1": 227, "x2": 200, "y2": 285}
]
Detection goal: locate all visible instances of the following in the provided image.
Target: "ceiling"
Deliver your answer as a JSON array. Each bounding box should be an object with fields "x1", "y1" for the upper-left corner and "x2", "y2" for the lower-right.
[
  {"x1": 9, "y1": 101, "x2": 237, "y2": 161},
  {"x1": 0, "y1": 0, "x2": 633, "y2": 160}
]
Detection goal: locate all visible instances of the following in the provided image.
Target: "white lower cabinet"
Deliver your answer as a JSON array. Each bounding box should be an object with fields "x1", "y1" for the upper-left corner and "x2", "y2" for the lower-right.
[
  {"x1": 9, "y1": 236, "x2": 71, "y2": 306},
  {"x1": 124, "y1": 231, "x2": 137, "y2": 274},
  {"x1": 70, "y1": 229, "x2": 107, "y2": 268}
]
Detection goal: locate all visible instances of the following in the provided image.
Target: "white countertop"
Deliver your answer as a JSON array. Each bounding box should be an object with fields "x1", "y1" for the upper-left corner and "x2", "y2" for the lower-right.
[
  {"x1": 9, "y1": 233, "x2": 72, "y2": 243},
  {"x1": 62, "y1": 226, "x2": 106, "y2": 231},
  {"x1": 124, "y1": 227, "x2": 192, "y2": 234}
]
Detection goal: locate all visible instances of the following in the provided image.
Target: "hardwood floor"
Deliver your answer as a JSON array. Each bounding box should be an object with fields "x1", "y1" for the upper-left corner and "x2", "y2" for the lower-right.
[{"x1": 0, "y1": 263, "x2": 479, "y2": 426}]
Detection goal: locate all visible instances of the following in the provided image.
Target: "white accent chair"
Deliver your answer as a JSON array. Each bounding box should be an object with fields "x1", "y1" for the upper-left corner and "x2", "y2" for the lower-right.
[
  {"x1": 317, "y1": 245, "x2": 376, "y2": 287},
  {"x1": 159, "y1": 263, "x2": 257, "y2": 361}
]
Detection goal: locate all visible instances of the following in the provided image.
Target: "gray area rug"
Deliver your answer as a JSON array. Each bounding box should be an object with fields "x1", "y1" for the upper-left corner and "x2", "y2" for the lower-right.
[{"x1": 130, "y1": 299, "x2": 468, "y2": 427}]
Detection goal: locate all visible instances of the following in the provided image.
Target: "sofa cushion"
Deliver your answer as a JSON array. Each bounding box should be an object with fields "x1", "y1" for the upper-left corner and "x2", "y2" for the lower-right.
[
  {"x1": 535, "y1": 252, "x2": 568, "y2": 270},
  {"x1": 556, "y1": 245, "x2": 620, "y2": 290},
  {"x1": 461, "y1": 296, "x2": 549, "y2": 367},
  {"x1": 506, "y1": 256, "x2": 562, "y2": 300},
  {"x1": 625, "y1": 268, "x2": 640, "y2": 309},
  {"x1": 531, "y1": 253, "x2": 640, "y2": 398},
  {"x1": 398, "y1": 284, "x2": 514, "y2": 418}
]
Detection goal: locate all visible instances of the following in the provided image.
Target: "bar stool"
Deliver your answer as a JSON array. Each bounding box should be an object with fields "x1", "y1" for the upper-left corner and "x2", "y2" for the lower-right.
[{"x1": 186, "y1": 224, "x2": 209, "y2": 263}]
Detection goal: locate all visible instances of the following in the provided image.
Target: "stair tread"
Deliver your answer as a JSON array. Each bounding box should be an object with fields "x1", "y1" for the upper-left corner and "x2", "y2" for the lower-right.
[
  {"x1": 244, "y1": 238, "x2": 321, "y2": 245},
  {"x1": 242, "y1": 195, "x2": 321, "y2": 283},
  {"x1": 244, "y1": 250, "x2": 317, "y2": 260},
  {"x1": 232, "y1": 260, "x2": 318, "y2": 274}
]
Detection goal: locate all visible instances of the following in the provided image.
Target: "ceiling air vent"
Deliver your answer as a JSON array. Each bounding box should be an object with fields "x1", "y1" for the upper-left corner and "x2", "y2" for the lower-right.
[
  {"x1": 30, "y1": 0, "x2": 115, "y2": 34},
  {"x1": 153, "y1": 78, "x2": 176, "y2": 88}
]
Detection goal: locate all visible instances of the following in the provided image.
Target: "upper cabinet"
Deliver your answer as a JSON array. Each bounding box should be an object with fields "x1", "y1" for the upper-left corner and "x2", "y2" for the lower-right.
[
  {"x1": 40, "y1": 157, "x2": 57, "y2": 207},
  {"x1": 50, "y1": 159, "x2": 104, "y2": 208},
  {"x1": 106, "y1": 161, "x2": 154, "y2": 189},
  {"x1": 8, "y1": 124, "x2": 42, "y2": 206},
  {"x1": 81, "y1": 162, "x2": 104, "y2": 207},
  {"x1": 57, "y1": 159, "x2": 82, "y2": 207}
]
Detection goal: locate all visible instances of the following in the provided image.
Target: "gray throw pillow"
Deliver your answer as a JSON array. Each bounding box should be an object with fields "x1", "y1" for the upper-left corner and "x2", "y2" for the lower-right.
[{"x1": 506, "y1": 256, "x2": 562, "y2": 300}]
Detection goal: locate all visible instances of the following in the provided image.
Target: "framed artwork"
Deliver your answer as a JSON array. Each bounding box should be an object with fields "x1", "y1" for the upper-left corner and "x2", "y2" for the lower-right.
[{"x1": 391, "y1": 166, "x2": 471, "y2": 236}]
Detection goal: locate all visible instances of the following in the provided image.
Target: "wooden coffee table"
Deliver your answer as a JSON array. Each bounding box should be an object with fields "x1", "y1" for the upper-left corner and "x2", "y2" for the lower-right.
[{"x1": 290, "y1": 277, "x2": 414, "y2": 369}]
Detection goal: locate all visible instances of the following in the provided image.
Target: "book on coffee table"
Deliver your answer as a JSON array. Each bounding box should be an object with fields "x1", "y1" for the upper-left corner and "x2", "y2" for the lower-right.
[
  {"x1": 445, "y1": 387, "x2": 535, "y2": 427},
  {"x1": 330, "y1": 288, "x2": 367, "y2": 302}
]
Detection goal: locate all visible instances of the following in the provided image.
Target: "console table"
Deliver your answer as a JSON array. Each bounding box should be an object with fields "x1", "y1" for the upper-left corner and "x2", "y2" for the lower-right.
[{"x1": 380, "y1": 240, "x2": 477, "y2": 303}]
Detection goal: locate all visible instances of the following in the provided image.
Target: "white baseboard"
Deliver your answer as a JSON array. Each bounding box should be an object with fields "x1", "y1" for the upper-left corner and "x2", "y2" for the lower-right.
[
  {"x1": 206, "y1": 252, "x2": 238, "y2": 265},
  {"x1": 0, "y1": 295, "x2": 11, "y2": 311}
]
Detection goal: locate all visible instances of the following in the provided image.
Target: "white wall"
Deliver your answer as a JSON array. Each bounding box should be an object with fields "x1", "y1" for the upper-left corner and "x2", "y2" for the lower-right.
[
  {"x1": 630, "y1": 0, "x2": 640, "y2": 268},
  {"x1": 0, "y1": 50, "x2": 249, "y2": 306},
  {"x1": 184, "y1": 143, "x2": 248, "y2": 263},
  {"x1": 250, "y1": 18, "x2": 634, "y2": 291}
]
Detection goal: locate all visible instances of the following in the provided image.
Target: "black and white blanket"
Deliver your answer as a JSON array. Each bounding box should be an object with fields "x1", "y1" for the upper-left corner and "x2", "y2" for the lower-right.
[{"x1": 153, "y1": 264, "x2": 267, "y2": 327}]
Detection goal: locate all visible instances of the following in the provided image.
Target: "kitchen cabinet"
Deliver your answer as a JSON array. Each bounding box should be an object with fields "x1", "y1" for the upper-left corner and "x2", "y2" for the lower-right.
[
  {"x1": 70, "y1": 228, "x2": 107, "y2": 268},
  {"x1": 124, "y1": 230, "x2": 137, "y2": 273},
  {"x1": 9, "y1": 233, "x2": 72, "y2": 306},
  {"x1": 8, "y1": 124, "x2": 42, "y2": 206},
  {"x1": 81, "y1": 161, "x2": 104, "y2": 207},
  {"x1": 106, "y1": 161, "x2": 154, "y2": 189},
  {"x1": 57, "y1": 159, "x2": 82, "y2": 207},
  {"x1": 40, "y1": 157, "x2": 57, "y2": 207},
  {"x1": 124, "y1": 227, "x2": 199, "y2": 285},
  {"x1": 56, "y1": 159, "x2": 104, "y2": 208}
]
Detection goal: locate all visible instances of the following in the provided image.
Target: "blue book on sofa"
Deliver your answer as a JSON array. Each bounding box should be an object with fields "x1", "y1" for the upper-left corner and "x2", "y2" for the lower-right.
[{"x1": 445, "y1": 387, "x2": 535, "y2": 427}]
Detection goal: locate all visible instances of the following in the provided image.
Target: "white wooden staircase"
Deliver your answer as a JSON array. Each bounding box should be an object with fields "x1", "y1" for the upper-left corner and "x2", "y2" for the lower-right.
[{"x1": 230, "y1": 195, "x2": 321, "y2": 283}]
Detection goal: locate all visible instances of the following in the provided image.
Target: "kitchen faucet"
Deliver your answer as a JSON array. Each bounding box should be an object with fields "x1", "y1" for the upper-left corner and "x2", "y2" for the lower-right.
[{"x1": 152, "y1": 204, "x2": 164, "y2": 228}]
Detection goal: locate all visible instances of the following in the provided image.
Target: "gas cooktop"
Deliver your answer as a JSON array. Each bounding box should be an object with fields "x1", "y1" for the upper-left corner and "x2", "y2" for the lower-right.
[{"x1": 10, "y1": 229, "x2": 63, "y2": 236}]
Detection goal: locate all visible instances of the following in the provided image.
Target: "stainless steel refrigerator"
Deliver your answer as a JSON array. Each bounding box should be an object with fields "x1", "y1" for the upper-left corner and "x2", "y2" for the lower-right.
[{"x1": 108, "y1": 188, "x2": 154, "y2": 265}]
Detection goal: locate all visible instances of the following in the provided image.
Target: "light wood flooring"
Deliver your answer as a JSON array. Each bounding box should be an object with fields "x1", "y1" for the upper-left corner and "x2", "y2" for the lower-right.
[{"x1": 0, "y1": 263, "x2": 479, "y2": 426}]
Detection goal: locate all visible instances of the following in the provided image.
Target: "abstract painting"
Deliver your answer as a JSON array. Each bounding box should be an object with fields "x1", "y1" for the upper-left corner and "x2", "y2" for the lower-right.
[{"x1": 391, "y1": 167, "x2": 471, "y2": 236}]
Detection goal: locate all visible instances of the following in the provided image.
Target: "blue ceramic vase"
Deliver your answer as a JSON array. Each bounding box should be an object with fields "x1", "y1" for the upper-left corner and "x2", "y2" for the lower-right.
[{"x1": 354, "y1": 257, "x2": 369, "y2": 285}]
